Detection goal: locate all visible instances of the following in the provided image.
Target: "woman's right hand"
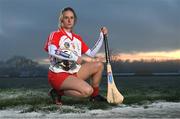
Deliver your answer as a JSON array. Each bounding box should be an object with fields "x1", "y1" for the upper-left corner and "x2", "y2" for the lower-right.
[{"x1": 77, "y1": 56, "x2": 83, "y2": 64}]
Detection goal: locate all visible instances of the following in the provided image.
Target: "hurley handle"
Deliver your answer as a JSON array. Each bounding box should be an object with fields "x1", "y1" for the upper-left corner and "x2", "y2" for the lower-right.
[{"x1": 103, "y1": 34, "x2": 111, "y2": 64}]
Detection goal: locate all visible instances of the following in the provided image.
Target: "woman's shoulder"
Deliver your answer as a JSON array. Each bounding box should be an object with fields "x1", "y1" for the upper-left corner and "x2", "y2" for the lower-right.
[
  {"x1": 49, "y1": 29, "x2": 64, "y2": 37},
  {"x1": 73, "y1": 32, "x2": 83, "y2": 40}
]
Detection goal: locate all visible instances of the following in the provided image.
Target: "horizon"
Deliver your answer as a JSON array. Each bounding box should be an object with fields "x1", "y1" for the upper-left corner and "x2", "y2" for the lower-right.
[
  {"x1": 37, "y1": 50, "x2": 180, "y2": 65},
  {"x1": 0, "y1": 50, "x2": 180, "y2": 65}
]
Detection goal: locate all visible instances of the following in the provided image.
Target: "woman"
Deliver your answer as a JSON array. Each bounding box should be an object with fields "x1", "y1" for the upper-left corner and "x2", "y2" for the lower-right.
[{"x1": 44, "y1": 7, "x2": 108, "y2": 105}]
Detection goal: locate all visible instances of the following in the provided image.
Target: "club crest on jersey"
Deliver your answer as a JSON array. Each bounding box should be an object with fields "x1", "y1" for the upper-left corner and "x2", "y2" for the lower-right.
[{"x1": 64, "y1": 42, "x2": 70, "y2": 49}]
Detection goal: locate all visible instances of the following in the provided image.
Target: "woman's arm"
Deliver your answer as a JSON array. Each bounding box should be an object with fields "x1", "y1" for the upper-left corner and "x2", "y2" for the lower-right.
[
  {"x1": 85, "y1": 32, "x2": 104, "y2": 57},
  {"x1": 48, "y1": 45, "x2": 79, "y2": 61},
  {"x1": 85, "y1": 27, "x2": 108, "y2": 57}
]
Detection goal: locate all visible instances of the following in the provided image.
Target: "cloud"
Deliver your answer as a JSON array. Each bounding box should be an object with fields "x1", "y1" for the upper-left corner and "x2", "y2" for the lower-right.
[
  {"x1": 6, "y1": 18, "x2": 34, "y2": 28},
  {"x1": 162, "y1": 0, "x2": 180, "y2": 7},
  {"x1": 2, "y1": 18, "x2": 35, "y2": 38},
  {"x1": 0, "y1": 0, "x2": 180, "y2": 60},
  {"x1": 0, "y1": 27, "x2": 2, "y2": 36},
  {"x1": 0, "y1": 11, "x2": 3, "y2": 36}
]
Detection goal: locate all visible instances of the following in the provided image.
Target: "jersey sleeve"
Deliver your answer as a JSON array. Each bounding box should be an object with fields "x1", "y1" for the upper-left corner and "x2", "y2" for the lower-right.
[
  {"x1": 44, "y1": 35, "x2": 50, "y2": 52},
  {"x1": 48, "y1": 32, "x2": 59, "y2": 48},
  {"x1": 80, "y1": 37, "x2": 89, "y2": 54},
  {"x1": 44, "y1": 31, "x2": 59, "y2": 52},
  {"x1": 84, "y1": 32, "x2": 104, "y2": 57}
]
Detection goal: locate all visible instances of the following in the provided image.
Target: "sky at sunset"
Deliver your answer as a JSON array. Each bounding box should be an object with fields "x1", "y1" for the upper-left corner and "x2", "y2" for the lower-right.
[
  {"x1": 111, "y1": 49, "x2": 180, "y2": 61},
  {"x1": 0, "y1": 0, "x2": 180, "y2": 62}
]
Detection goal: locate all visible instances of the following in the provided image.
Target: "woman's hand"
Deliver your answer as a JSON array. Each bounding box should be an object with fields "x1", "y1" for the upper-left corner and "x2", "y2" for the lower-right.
[
  {"x1": 91, "y1": 57, "x2": 105, "y2": 63},
  {"x1": 77, "y1": 56, "x2": 83, "y2": 64},
  {"x1": 101, "y1": 27, "x2": 108, "y2": 35}
]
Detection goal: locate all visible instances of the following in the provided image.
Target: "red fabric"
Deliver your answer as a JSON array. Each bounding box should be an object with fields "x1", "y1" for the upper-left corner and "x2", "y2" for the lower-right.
[
  {"x1": 44, "y1": 31, "x2": 63, "y2": 52},
  {"x1": 48, "y1": 70, "x2": 77, "y2": 91},
  {"x1": 91, "y1": 87, "x2": 99, "y2": 97},
  {"x1": 44, "y1": 28, "x2": 89, "y2": 54},
  {"x1": 44, "y1": 35, "x2": 49, "y2": 52},
  {"x1": 49, "y1": 32, "x2": 62, "y2": 48}
]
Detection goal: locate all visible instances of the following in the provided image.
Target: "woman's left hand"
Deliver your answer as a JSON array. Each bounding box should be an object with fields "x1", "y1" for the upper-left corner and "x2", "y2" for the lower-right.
[{"x1": 101, "y1": 27, "x2": 108, "y2": 35}]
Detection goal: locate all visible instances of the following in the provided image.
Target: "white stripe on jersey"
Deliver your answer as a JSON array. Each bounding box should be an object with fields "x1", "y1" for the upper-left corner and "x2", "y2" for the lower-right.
[
  {"x1": 48, "y1": 31, "x2": 56, "y2": 45},
  {"x1": 85, "y1": 32, "x2": 104, "y2": 57}
]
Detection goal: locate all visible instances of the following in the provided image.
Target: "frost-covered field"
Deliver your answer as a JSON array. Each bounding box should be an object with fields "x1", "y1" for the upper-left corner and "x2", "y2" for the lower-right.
[
  {"x1": 1, "y1": 102, "x2": 180, "y2": 118},
  {"x1": 0, "y1": 76, "x2": 180, "y2": 118}
]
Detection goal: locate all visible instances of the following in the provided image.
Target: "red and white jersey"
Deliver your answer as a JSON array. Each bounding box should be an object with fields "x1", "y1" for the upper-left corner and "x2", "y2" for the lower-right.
[{"x1": 44, "y1": 28, "x2": 89, "y2": 73}]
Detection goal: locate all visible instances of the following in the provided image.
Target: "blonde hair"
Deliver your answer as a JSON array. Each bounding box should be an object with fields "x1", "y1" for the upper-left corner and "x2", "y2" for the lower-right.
[{"x1": 58, "y1": 7, "x2": 77, "y2": 28}]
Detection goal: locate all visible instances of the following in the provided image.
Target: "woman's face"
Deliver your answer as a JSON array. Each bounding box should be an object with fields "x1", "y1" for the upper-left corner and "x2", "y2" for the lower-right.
[{"x1": 61, "y1": 10, "x2": 75, "y2": 29}]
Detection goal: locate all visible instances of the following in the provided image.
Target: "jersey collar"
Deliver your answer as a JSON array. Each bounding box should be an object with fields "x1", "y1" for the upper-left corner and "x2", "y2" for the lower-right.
[{"x1": 59, "y1": 27, "x2": 74, "y2": 41}]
